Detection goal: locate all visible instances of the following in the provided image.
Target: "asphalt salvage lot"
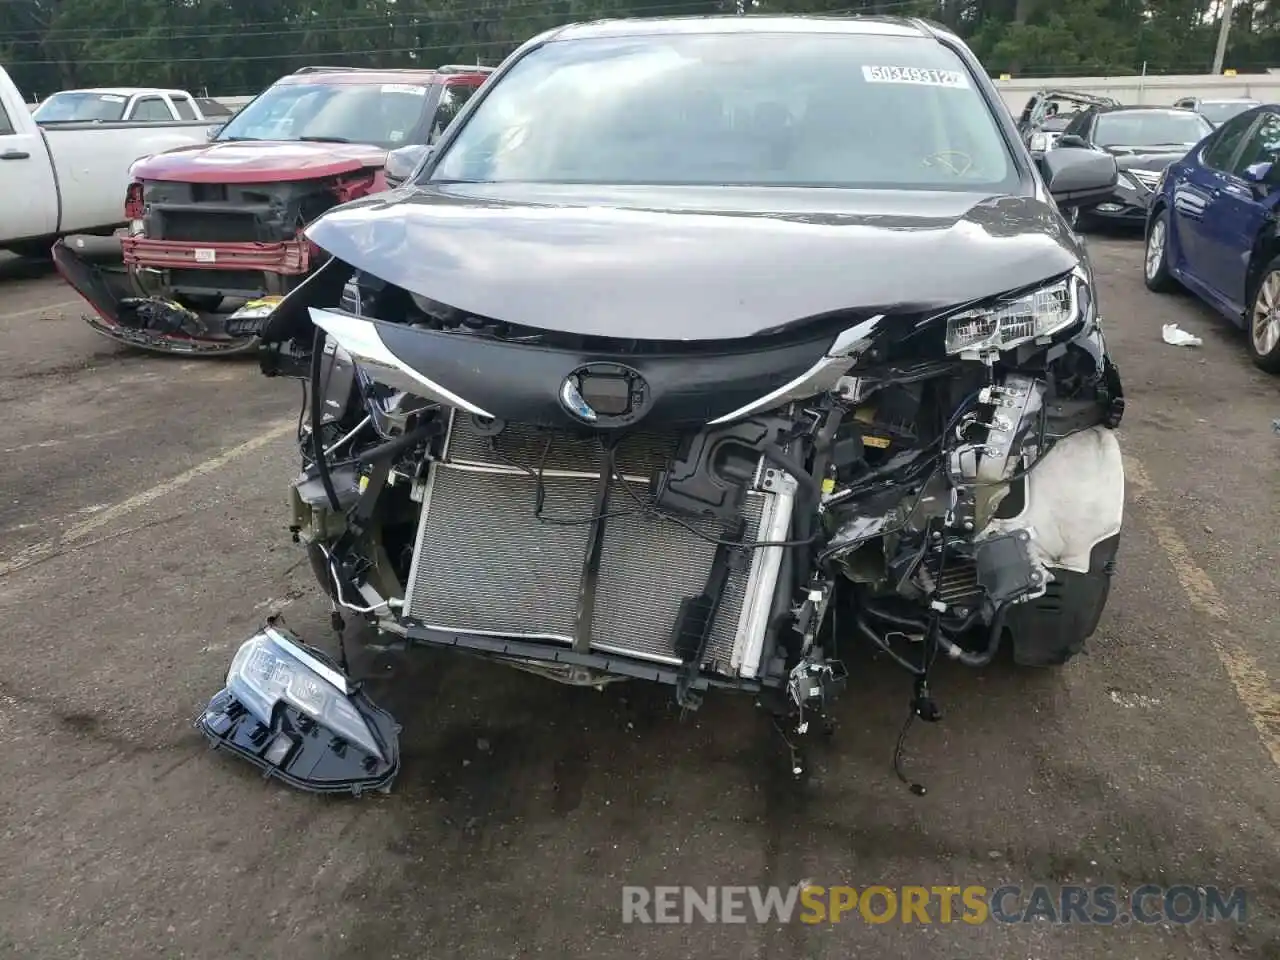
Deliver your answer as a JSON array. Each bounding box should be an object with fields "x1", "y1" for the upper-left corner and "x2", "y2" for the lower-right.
[{"x1": 0, "y1": 241, "x2": 1278, "y2": 960}]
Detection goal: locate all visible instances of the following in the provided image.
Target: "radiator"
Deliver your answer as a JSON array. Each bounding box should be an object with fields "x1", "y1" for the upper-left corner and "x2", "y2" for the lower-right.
[{"x1": 402, "y1": 413, "x2": 774, "y2": 675}]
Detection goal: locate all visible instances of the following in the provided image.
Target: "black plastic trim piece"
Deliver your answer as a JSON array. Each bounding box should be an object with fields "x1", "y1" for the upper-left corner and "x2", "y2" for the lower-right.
[{"x1": 374, "y1": 319, "x2": 831, "y2": 429}]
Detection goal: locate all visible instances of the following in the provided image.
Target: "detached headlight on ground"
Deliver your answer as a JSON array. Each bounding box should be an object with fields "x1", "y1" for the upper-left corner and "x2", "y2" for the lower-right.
[
  {"x1": 945, "y1": 273, "x2": 1088, "y2": 355},
  {"x1": 226, "y1": 627, "x2": 383, "y2": 760},
  {"x1": 196, "y1": 622, "x2": 401, "y2": 795}
]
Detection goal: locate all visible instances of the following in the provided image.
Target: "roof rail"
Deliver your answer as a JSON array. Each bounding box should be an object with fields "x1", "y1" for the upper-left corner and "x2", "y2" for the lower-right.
[
  {"x1": 291, "y1": 65, "x2": 380, "y2": 74},
  {"x1": 436, "y1": 64, "x2": 496, "y2": 74}
]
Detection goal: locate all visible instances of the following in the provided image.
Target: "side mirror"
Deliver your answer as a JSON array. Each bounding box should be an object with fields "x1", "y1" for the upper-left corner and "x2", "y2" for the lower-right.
[
  {"x1": 1243, "y1": 161, "x2": 1274, "y2": 184},
  {"x1": 1043, "y1": 146, "x2": 1118, "y2": 208},
  {"x1": 205, "y1": 124, "x2": 224, "y2": 142},
  {"x1": 1057, "y1": 134, "x2": 1089, "y2": 149},
  {"x1": 384, "y1": 144, "x2": 432, "y2": 188}
]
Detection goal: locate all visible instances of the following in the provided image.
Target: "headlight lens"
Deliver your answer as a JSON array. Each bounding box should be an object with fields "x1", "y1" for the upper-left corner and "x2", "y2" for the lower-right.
[
  {"x1": 1029, "y1": 132, "x2": 1050, "y2": 152},
  {"x1": 226, "y1": 628, "x2": 383, "y2": 760},
  {"x1": 944, "y1": 273, "x2": 1087, "y2": 355}
]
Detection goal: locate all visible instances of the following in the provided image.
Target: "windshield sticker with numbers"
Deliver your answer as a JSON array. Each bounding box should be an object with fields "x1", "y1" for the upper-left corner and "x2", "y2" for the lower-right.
[
  {"x1": 861, "y1": 66, "x2": 970, "y2": 89},
  {"x1": 382, "y1": 84, "x2": 428, "y2": 96}
]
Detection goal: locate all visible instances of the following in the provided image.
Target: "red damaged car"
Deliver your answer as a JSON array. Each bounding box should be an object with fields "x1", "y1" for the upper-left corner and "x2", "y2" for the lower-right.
[{"x1": 53, "y1": 63, "x2": 492, "y2": 355}]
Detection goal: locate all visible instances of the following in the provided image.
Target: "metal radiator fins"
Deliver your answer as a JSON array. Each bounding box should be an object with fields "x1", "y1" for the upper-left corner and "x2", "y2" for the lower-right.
[{"x1": 402, "y1": 414, "x2": 770, "y2": 674}]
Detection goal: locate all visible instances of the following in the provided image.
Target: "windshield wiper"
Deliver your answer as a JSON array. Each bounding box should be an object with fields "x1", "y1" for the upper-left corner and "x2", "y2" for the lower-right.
[
  {"x1": 298, "y1": 136, "x2": 352, "y2": 144},
  {"x1": 216, "y1": 136, "x2": 263, "y2": 142}
]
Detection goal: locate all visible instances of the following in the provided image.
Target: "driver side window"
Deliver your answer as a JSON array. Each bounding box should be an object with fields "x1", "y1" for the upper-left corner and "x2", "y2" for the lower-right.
[
  {"x1": 1230, "y1": 111, "x2": 1280, "y2": 176},
  {"x1": 1202, "y1": 112, "x2": 1255, "y2": 171}
]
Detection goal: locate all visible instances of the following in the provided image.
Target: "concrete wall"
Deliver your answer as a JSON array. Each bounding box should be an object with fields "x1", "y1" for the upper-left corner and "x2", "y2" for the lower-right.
[
  {"x1": 992, "y1": 73, "x2": 1280, "y2": 113},
  {"x1": 30, "y1": 73, "x2": 1280, "y2": 115}
]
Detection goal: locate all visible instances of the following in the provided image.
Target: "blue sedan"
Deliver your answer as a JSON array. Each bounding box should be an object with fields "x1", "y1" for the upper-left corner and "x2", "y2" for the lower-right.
[{"x1": 1143, "y1": 103, "x2": 1280, "y2": 371}]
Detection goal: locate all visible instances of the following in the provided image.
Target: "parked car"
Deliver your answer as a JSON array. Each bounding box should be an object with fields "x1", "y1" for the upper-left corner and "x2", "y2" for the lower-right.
[
  {"x1": 0, "y1": 66, "x2": 211, "y2": 258},
  {"x1": 53, "y1": 63, "x2": 494, "y2": 355},
  {"x1": 33, "y1": 87, "x2": 216, "y2": 124},
  {"x1": 1173, "y1": 96, "x2": 1261, "y2": 127},
  {"x1": 194, "y1": 97, "x2": 235, "y2": 120},
  {"x1": 1054, "y1": 104, "x2": 1213, "y2": 230},
  {"x1": 196, "y1": 15, "x2": 1127, "y2": 792},
  {"x1": 1016, "y1": 89, "x2": 1119, "y2": 156},
  {"x1": 1144, "y1": 102, "x2": 1280, "y2": 372}
]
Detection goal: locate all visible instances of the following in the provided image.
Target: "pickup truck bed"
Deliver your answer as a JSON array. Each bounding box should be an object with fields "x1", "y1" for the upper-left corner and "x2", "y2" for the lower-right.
[{"x1": 1, "y1": 66, "x2": 211, "y2": 255}]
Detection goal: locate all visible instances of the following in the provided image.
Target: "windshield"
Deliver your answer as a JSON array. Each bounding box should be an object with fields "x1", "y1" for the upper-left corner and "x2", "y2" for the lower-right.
[
  {"x1": 428, "y1": 33, "x2": 1019, "y2": 191},
  {"x1": 1094, "y1": 110, "x2": 1213, "y2": 148},
  {"x1": 34, "y1": 92, "x2": 127, "y2": 123},
  {"x1": 1199, "y1": 101, "x2": 1259, "y2": 125},
  {"x1": 216, "y1": 80, "x2": 434, "y2": 148}
]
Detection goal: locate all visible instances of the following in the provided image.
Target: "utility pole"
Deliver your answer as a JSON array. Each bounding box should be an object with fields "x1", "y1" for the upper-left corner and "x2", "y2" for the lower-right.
[{"x1": 1212, "y1": 0, "x2": 1236, "y2": 75}]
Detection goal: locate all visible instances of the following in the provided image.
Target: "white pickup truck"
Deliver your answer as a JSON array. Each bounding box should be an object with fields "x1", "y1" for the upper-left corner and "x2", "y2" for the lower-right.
[
  {"x1": 31, "y1": 87, "x2": 231, "y2": 124},
  {"x1": 1, "y1": 67, "x2": 214, "y2": 257}
]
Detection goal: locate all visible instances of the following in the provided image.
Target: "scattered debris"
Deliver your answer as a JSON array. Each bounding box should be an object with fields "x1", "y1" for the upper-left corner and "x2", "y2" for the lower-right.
[
  {"x1": 1108, "y1": 689, "x2": 1162, "y2": 709},
  {"x1": 1161, "y1": 323, "x2": 1203, "y2": 347}
]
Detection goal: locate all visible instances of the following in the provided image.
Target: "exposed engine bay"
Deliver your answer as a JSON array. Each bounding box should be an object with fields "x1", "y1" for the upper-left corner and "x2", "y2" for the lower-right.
[
  {"x1": 52, "y1": 176, "x2": 365, "y2": 356},
  {"x1": 197, "y1": 252, "x2": 1126, "y2": 794}
]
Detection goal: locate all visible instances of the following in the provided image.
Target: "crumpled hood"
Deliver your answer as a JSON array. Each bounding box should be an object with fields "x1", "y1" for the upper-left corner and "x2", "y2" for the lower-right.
[
  {"x1": 305, "y1": 182, "x2": 1081, "y2": 341},
  {"x1": 1112, "y1": 151, "x2": 1186, "y2": 174},
  {"x1": 131, "y1": 140, "x2": 388, "y2": 184}
]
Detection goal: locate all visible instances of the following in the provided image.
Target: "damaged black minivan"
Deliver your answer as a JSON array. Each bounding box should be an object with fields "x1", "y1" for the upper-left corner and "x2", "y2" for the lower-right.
[{"x1": 199, "y1": 15, "x2": 1125, "y2": 792}]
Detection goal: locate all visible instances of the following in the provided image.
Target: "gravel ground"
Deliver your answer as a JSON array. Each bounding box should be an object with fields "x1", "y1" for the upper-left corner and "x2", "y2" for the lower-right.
[{"x1": 0, "y1": 237, "x2": 1276, "y2": 960}]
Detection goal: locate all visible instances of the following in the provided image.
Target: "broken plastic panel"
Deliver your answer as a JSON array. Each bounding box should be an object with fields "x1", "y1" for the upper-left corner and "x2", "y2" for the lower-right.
[{"x1": 196, "y1": 625, "x2": 400, "y2": 795}]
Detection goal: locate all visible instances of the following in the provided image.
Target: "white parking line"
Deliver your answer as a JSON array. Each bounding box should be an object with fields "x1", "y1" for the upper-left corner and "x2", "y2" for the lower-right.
[
  {"x1": 0, "y1": 420, "x2": 295, "y2": 578},
  {"x1": 1127, "y1": 455, "x2": 1280, "y2": 769},
  {"x1": 1, "y1": 298, "x2": 83, "y2": 322}
]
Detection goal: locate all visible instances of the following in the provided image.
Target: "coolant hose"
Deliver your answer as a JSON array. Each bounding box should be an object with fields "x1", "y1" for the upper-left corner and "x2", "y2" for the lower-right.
[
  {"x1": 762, "y1": 443, "x2": 822, "y2": 501},
  {"x1": 311, "y1": 326, "x2": 342, "y2": 512},
  {"x1": 355, "y1": 420, "x2": 438, "y2": 467},
  {"x1": 938, "y1": 605, "x2": 1009, "y2": 667}
]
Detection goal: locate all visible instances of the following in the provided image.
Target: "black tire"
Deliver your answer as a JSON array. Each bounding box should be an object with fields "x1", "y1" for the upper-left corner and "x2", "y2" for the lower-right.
[
  {"x1": 1007, "y1": 535, "x2": 1119, "y2": 668},
  {"x1": 1143, "y1": 208, "x2": 1178, "y2": 293},
  {"x1": 1066, "y1": 204, "x2": 1095, "y2": 233},
  {"x1": 1246, "y1": 254, "x2": 1280, "y2": 374},
  {"x1": 5, "y1": 238, "x2": 54, "y2": 260}
]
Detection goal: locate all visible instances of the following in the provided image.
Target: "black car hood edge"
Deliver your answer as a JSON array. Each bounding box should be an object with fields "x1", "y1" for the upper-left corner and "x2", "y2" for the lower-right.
[
  {"x1": 1107, "y1": 147, "x2": 1194, "y2": 172},
  {"x1": 304, "y1": 183, "x2": 1081, "y2": 341}
]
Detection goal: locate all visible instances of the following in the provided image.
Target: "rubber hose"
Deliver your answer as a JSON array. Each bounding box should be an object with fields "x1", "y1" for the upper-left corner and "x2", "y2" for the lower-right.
[
  {"x1": 762, "y1": 442, "x2": 822, "y2": 500},
  {"x1": 355, "y1": 420, "x2": 437, "y2": 467},
  {"x1": 940, "y1": 605, "x2": 1009, "y2": 667}
]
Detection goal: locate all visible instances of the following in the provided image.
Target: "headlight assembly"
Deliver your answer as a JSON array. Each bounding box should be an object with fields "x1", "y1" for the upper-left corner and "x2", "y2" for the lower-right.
[
  {"x1": 225, "y1": 626, "x2": 384, "y2": 761},
  {"x1": 944, "y1": 272, "x2": 1090, "y2": 356}
]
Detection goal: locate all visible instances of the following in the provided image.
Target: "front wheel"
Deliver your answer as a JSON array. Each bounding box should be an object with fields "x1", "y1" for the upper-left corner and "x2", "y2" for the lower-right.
[
  {"x1": 1247, "y1": 255, "x2": 1280, "y2": 373},
  {"x1": 1143, "y1": 209, "x2": 1178, "y2": 293},
  {"x1": 1065, "y1": 204, "x2": 1094, "y2": 233}
]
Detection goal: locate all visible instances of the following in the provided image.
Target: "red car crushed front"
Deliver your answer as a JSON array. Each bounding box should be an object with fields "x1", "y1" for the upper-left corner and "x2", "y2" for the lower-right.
[{"x1": 54, "y1": 65, "x2": 491, "y2": 355}]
